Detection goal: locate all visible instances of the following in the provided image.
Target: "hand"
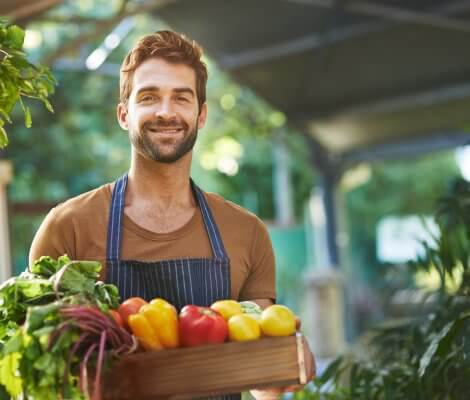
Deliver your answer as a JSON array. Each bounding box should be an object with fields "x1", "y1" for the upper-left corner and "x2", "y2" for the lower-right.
[{"x1": 250, "y1": 334, "x2": 316, "y2": 400}]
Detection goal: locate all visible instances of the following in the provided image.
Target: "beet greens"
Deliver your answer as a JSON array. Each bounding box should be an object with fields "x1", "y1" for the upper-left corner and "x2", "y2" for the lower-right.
[{"x1": 0, "y1": 255, "x2": 132, "y2": 399}]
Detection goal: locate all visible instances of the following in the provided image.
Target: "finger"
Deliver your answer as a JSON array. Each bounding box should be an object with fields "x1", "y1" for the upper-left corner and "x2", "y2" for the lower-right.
[
  {"x1": 250, "y1": 388, "x2": 282, "y2": 400},
  {"x1": 281, "y1": 384, "x2": 304, "y2": 393},
  {"x1": 295, "y1": 316, "x2": 301, "y2": 331}
]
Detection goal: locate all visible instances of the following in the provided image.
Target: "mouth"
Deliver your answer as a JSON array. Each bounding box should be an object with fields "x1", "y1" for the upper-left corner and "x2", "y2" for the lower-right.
[{"x1": 146, "y1": 127, "x2": 184, "y2": 135}]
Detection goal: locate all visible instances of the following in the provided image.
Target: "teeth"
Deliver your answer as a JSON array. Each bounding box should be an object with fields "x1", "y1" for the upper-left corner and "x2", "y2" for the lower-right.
[{"x1": 148, "y1": 128, "x2": 181, "y2": 134}]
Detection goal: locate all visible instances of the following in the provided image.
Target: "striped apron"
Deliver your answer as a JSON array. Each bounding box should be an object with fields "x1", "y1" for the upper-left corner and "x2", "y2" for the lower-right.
[{"x1": 105, "y1": 174, "x2": 240, "y2": 400}]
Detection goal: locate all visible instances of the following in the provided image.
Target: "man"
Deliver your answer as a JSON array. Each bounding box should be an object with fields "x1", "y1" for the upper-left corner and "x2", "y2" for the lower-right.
[{"x1": 29, "y1": 30, "x2": 314, "y2": 399}]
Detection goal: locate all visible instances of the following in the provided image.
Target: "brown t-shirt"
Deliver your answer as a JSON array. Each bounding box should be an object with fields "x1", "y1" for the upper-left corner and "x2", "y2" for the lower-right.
[{"x1": 29, "y1": 183, "x2": 276, "y2": 301}]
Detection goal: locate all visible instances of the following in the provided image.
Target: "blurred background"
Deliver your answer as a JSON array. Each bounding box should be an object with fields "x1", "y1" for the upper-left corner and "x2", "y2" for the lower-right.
[{"x1": 1, "y1": 0, "x2": 470, "y2": 396}]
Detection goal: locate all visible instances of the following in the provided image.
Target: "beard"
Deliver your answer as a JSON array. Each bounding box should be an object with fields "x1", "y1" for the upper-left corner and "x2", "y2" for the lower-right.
[{"x1": 130, "y1": 118, "x2": 198, "y2": 164}]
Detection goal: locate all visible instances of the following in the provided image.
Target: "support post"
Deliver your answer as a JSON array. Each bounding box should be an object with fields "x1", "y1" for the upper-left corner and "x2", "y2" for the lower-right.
[
  {"x1": 273, "y1": 131, "x2": 294, "y2": 226},
  {"x1": 0, "y1": 160, "x2": 13, "y2": 282},
  {"x1": 302, "y1": 136, "x2": 346, "y2": 360}
]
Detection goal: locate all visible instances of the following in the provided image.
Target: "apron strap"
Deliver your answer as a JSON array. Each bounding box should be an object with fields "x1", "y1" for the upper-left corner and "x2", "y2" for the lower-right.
[
  {"x1": 106, "y1": 174, "x2": 127, "y2": 260},
  {"x1": 106, "y1": 174, "x2": 229, "y2": 261},
  {"x1": 191, "y1": 179, "x2": 229, "y2": 261}
]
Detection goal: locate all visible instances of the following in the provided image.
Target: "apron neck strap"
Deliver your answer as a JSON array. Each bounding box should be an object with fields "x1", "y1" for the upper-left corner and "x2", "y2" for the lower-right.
[{"x1": 106, "y1": 174, "x2": 228, "y2": 261}]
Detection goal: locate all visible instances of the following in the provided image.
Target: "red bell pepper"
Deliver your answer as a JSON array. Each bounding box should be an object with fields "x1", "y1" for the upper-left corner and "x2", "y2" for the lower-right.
[{"x1": 179, "y1": 305, "x2": 228, "y2": 347}]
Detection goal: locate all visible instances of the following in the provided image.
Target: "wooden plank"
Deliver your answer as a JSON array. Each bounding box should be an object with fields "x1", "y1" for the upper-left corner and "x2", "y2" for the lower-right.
[{"x1": 103, "y1": 335, "x2": 301, "y2": 399}]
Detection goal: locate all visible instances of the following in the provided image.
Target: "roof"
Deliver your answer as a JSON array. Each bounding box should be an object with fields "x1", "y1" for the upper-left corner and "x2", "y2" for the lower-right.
[
  {"x1": 155, "y1": 0, "x2": 470, "y2": 166},
  {"x1": 3, "y1": 0, "x2": 470, "y2": 167}
]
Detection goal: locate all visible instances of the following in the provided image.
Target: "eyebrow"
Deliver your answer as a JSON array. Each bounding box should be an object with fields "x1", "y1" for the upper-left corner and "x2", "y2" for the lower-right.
[{"x1": 136, "y1": 86, "x2": 195, "y2": 97}]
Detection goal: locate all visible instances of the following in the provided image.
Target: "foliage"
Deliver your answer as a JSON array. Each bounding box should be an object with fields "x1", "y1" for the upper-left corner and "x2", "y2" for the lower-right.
[
  {"x1": 342, "y1": 153, "x2": 460, "y2": 335},
  {"x1": 344, "y1": 153, "x2": 459, "y2": 284},
  {"x1": 293, "y1": 178, "x2": 470, "y2": 400},
  {"x1": 0, "y1": 255, "x2": 130, "y2": 399},
  {"x1": 0, "y1": 19, "x2": 55, "y2": 148}
]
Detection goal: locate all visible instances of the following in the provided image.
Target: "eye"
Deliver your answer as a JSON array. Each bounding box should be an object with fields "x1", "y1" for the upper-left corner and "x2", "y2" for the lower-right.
[
  {"x1": 176, "y1": 96, "x2": 189, "y2": 103},
  {"x1": 140, "y1": 94, "x2": 157, "y2": 102}
]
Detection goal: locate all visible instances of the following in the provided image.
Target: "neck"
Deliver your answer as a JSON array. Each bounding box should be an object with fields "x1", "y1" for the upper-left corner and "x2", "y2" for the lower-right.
[{"x1": 127, "y1": 149, "x2": 195, "y2": 215}]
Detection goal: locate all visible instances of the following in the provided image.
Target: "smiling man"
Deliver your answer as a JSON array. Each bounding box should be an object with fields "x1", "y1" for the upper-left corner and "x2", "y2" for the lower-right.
[{"x1": 29, "y1": 30, "x2": 314, "y2": 399}]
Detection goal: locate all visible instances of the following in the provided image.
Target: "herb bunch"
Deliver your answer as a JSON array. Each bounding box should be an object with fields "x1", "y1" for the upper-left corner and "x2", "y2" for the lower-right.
[{"x1": 0, "y1": 255, "x2": 134, "y2": 400}]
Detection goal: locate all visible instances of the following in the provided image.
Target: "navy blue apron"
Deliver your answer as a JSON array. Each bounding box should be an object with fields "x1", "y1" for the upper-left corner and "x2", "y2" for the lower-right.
[{"x1": 105, "y1": 174, "x2": 240, "y2": 400}]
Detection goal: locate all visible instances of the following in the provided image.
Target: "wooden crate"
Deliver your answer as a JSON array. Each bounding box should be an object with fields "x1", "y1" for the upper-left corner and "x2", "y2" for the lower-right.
[{"x1": 102, "y1": 333, "x2": 307, "y2": 399}]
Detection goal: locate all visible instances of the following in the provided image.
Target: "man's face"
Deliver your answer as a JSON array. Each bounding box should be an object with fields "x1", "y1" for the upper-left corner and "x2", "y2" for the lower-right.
[{"x1": 117, "y1": 57, "x2": 207, "y2": 163}]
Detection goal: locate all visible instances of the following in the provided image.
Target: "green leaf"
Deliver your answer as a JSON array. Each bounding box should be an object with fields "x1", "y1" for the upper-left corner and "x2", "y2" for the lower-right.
[
  {"x1": 0, "y1": 123, "x2": 7, "y2": 148},
  {"x1": 30, "y1": 255, "x2": 65, "y2": 277},
  {"x1": 0, "y1": 352, "x2": 22, "y2": 396},
  {"x1": 24, "y1": 301, "x2": 62, "y2": 334},
  {"x1": 2, "y1": 332, "x2": 22, "y2": 355},
  {"x1": 5, "y1": 25, "x2": 24, "y2": 50},
  {"x1": 50, "y1": 262, "x2": 98, "y2": 296},
  {"x1": 418, "y1": 320, "x2": 454, "y2": 377},
  {"x1": 42, "y1": 98, "x2": 54, "y2": 113},
  {"x1": 0, "y1": 22, "x2": 55, "y2": 148},
  {"x1": 33, "y1": 353, "x2": 53, "y2": 370},
  {"x1": 316, "y1": 356, "x2": 345, "y2": 385},
  {"x1": 24, "y1": 105, "x2": 31, "y2": 128}
]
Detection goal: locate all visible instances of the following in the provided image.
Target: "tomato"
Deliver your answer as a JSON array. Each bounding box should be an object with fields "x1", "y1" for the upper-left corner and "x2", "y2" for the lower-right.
[
  {"x1": 228, "y1": 314, "x2": 261, "y2": 342},
  {"x1": 260, "y1": 305, "x2": 296, "y2": 337},
  {"x1": 210, "y1": 300, "x2": 243, "y2": 321},
  {"x1": 118, "y1": 297, "x2": 148, "y2": 328},
  {"x1": 179, "y1": 305, "x2": 228, "y2": 347},
  {"x1": 109, "y1": 309, "x2": 124, "y2": 328}
]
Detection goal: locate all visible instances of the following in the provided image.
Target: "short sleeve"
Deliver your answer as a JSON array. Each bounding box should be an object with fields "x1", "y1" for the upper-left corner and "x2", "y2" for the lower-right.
[
  {"x1": 28, "y1": 207, "x2": 76, "y2": 267},
  {"x1": 238, "y1": 219, "x2": 276, "y2": 301}
]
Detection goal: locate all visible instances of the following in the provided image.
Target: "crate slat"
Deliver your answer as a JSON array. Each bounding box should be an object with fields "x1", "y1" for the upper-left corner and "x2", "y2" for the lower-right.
[{"x1": 103, "y1": 335, "x2": 303, "y2": 399}]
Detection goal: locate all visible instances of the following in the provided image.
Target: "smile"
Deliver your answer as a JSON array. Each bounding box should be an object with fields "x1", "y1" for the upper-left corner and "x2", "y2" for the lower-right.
[{"x1": 147, "y1": 127, "x2": 184, "y2": 135}]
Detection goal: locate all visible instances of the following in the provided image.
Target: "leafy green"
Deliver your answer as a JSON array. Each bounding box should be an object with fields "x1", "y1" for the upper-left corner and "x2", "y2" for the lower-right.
[
  {"x1": 0, "y1": 255, "x2": 125, "y2": 399},
  {"x1": 0, "y1": 352, "x2": 22, "y2": 397},
  {"x1": 0, "y1": 18, "x2": 56, "y2": 147}
]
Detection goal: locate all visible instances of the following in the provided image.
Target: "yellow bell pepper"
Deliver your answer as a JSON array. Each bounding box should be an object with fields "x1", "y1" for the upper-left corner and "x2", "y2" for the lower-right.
[
  {"x1": 128, "y1": 313, "x2": 163, "y2": 351},
  {"x1": 139, "y1": 298, "x2": 179, "y2": 348},
  {"x1": 129, "y1": 298, "x2": 179, "y2": 350}
]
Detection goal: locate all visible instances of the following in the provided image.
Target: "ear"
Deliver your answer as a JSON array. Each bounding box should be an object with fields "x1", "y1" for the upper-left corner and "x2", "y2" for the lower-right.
[
  {"x1": 197, "y1": 102, "x2": 208, "y2": 129},
  {"x1": 116, "y1": 103, "x2": 129, "y2": 130}
]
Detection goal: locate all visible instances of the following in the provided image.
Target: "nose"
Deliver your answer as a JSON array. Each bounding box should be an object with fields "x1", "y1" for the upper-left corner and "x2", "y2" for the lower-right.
[{"x1": 155, "y1": 98, "x2": 176, "y2": 120}]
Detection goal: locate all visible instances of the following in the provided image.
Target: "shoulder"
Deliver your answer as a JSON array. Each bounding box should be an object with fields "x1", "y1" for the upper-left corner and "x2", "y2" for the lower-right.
[
  {"x1": 29, "y1": 183, "x2": 111, "y2": 265},
  {"x1": 204, "y1": 192, "x2": 263, "y2": 226},
  {"x1": 203, "y1": 191, "x2": 269, "y2": 238},
  {"x1": 51, "y1": 183, "x2": 111, "y2": 223}
]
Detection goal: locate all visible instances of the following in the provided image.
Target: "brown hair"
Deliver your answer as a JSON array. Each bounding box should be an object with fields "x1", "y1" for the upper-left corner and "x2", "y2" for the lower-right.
[{"x1": 119, "y1": 30, "x2": 208, "y2": 111}]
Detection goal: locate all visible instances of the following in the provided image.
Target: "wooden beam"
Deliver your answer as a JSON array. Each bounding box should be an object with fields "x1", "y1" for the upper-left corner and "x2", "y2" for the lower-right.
[
  {"x1": 222, "y1": 0, "x2": 470, "y2": 69},
  {"x1": 340, "y1": 131, "x2": 470, "y2": 166},
  {"x1": 11, "y1": 201, "x2": 60, "y2": 215},
  {"x1": 290, "y1": 0, "x2": 470, "y2": 32},
  {"x1": 5, "y1": 0, "x2": 63, "y2": 22}
]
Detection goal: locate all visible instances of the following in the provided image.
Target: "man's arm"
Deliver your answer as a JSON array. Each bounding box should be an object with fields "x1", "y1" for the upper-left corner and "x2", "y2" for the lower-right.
[
  {"x1": 250, "y1": 298, "x2": 316, "y2": 400},
  {"x1": 29, "y1": 207, "x2": 74, "y2": 267}
]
